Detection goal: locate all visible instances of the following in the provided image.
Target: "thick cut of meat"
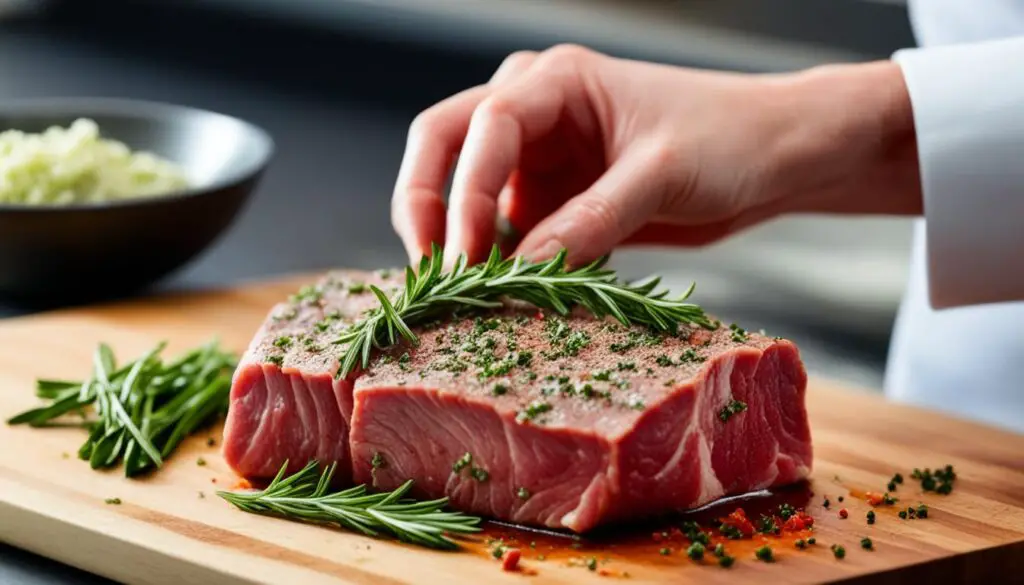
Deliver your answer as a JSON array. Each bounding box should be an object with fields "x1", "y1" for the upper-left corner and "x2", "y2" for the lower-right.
[
  {"x1": 221, "y1": 270, "x2": 398, "y2": 482},
  {"x1": 223, "y1": 270, "x2": 813, "y2": 533}
]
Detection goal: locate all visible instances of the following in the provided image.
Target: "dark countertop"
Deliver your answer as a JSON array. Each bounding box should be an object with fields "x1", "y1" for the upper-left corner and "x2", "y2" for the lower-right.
[{"x1": 0, "y1": 2, "x2": 896, "y2": 582}]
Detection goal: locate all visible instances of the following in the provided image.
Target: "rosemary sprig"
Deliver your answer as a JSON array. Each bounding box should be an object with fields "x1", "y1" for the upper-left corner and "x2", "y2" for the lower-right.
[
  {"x1": 334, "y1": 244, "x2": 714, "y2": 378},
  {"x1": 7, "y1": 339, "x2": 236, "y2": 477},
  {"x1": 217, "y1": 460, "x2": 482, "y2": 550}
]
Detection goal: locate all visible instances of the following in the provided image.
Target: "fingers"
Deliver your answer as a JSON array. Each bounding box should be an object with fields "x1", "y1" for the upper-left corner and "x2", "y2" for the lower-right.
[
  {"x1": 514, "y1": 149, "x2": 668, "y2": 267},
  {"x1": 391, "y1": 50, "x2": 538, "y2": 265},
  {"x1": 444, "y1": 45, "x2": 593, "y2": 267},
  {"x1": 391, "y1": 85, "x2": 490, "y2": 263}
]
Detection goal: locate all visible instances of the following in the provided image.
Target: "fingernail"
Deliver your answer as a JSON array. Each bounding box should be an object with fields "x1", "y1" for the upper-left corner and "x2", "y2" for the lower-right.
[
  {"x1": 523, "y1": 239, "x2": 563, "y2": 262},
  {"x1": 442, "y1": 245, "x2": 462, "y2": 270}
]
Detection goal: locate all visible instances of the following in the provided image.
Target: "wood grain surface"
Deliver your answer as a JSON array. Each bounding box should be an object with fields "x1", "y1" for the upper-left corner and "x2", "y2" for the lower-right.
[{"x1": 1, "y1": 273, "x2": 1023, "y2": 585}]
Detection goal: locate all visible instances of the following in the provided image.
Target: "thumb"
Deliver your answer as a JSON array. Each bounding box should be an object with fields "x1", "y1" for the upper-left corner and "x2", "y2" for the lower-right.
[{"x1": 513, "y1": 150, "x2": 668, "y2": 267}]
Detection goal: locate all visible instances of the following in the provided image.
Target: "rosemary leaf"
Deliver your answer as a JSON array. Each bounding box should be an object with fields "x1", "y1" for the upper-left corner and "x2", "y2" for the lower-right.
[
  {"x1": 7, "y1": 339, "x2": 237, "y2": 478},
  {"x1": 334, "y1": 244, "x2": 715, "y2": 378},
  {"x1": 218, "y1": 460, "x2": 482, "y2": 550}
]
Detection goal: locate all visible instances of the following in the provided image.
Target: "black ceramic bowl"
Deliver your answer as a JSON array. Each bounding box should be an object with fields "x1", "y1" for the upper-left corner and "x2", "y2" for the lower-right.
[{"x1": 0, "y1": 98, "x2": 274, "y2": 306}]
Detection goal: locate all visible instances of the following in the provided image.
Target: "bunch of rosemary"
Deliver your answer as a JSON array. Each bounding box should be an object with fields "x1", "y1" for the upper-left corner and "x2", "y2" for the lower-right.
[
  {"x1": 335, "y1": 244, "x2": 715, "y2": 378},
  {"x1": 218, "y1": 460, "x2": 482, "y2": 550},
  {"x1": 7, "y1": 339, "x2": 236, "y2": 477}
]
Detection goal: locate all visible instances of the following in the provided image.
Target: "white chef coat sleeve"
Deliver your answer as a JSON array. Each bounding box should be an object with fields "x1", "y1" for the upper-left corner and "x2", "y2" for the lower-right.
[{"x1": 892, "y1": 35, "x2": 1024, "y2": 310}]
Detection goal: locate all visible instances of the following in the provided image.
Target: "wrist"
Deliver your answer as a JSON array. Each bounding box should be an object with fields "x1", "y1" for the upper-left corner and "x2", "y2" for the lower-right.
[{"x1": 765, "y1": 60, "x2": 922, "y2": 216}]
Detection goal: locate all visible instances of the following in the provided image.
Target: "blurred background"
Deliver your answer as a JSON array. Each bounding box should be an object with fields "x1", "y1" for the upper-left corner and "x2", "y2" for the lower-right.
[
  {"x1": 0, "y1": 0, "x2": 920, "y2": 386},
  {"x1": 1, "y1": 1, "x2": 917, "y2": 582},
  {"x1": 0, "y1": 0, "x2": 919, "y2": 388}
]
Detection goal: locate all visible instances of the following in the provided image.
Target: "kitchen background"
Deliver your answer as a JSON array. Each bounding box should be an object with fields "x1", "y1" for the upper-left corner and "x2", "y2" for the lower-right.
[{"x1": 0, "y1": 1, "x2": 917, "y2": 581}]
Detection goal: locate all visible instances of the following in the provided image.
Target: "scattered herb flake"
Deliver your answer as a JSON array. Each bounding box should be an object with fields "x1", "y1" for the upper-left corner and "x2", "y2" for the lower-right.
[
  {"x1": 453, "y1": 452, "x2": 473, "y2": 473},
  {"x1": 686, "y1": 542, "x2": 705, "y2": 561},
  {"x1": 718, "y1": 398, "x2": 748, "y2": 422},
  {"x1": 831, "y1": 544, "x2": 846, "y2": 559},
  {"x1": 517, "y1": 400, "x2": 553, "y2": 423}
]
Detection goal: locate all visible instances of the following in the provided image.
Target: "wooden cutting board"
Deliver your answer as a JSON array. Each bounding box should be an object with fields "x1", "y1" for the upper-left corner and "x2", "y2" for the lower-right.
[{"x1": 1, "y1": 274, "x2": 1023, "y2": 585}]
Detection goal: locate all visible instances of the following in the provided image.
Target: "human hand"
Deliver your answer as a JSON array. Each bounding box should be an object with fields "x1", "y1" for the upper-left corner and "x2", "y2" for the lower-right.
[{"x1": 391, "y1": 45, "x2": 920, "y2": 268}]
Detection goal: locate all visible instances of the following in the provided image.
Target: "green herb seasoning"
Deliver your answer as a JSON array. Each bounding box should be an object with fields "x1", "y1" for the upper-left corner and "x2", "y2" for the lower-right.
[
  {"x1": 273, "y1": 336, "x2": 293, "y2": 349},
  {"x1": 197, "y1": 457, "x2": 206, "y2": 466},
  {"x1": 517, "y1": 400, "x2": 553, "y2": 423},
  {"x1": 453, "y1": 452, "x2": 473, "y2": 473},
  {"x1": 517, "y1": 487, "x2": 531, "y2": 500},
  {"x1": 718, "y1": 399, "x2": 748, "y2": 422},
  {"x1": 586, "y1": 557, "x2": 597, "y2": 571},
  {"x1": 491, "y1": 383, "x2": 509, "y2": 396},
  {"x1": 718, "y1": 555, "x2": 735, "y2": 568},
  {"x1": 807, "y1": 537, "x2": 816, "y2": 545},
  {"x1": 371, "y1": 452, "x2": 387, "y2": 469},
  {"x1": 729, "y1": 323, "x2": 749, "y2": 343},
  {"x1": 758, "y1": 515, "x2": 779, "y2": 535},
  {"x1": 795, "y1": 539, "x2": 806, "y2": 550},
  {"x1": 609, "y1": 329, "x2": 664, "y2": 354},
  {"x1": 831, "y1": 544, "x2": 846, "y2": 559},
  {"x1": 778, "y1": 503, "x2": 795, "y2": 520},
  {"x1": 867, "y1": 510, "x2": 876, "y2": 525},
  {"x1": 713, "y1": 543, "x2": 726, "y2": 557},
  {"x1": 289, "y1": 285, "x2": 323, "y2": 305},
  {"x1": 104, "y1": 497, "x2": 122, "y2": 505},
  {"x1": 754, "y1": 545, "x2": 774, "y2": 562},
  {"x1": 470, "y1": 467, "x2": 490, "y2": 482},
  {"x1": 719, "y1": 523, "x2": 744, "y2": 540},
  {"x1": 679, "y1": 348, "x2": 706, "y2": 363},
  {"x1": 266, "y1": 355, "x2": 285, "y2": 367},
  {"x1": 917, "y1": 504, "x2": 929, "y2": 518},
  {"x1": 686, "y1": 542, "x2": 705, "y2": 561},
  {"x1": 659, "y1": 547, "x2": 671, "y2": 556},
  {"x1": 861, "y1": 537, "x2": 873, "y2": 550}
]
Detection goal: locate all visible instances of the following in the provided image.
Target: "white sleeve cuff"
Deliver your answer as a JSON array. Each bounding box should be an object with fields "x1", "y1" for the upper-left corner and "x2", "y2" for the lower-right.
[{"x1": 893, "y1": 36, "x2": 1024, "y2": 309}]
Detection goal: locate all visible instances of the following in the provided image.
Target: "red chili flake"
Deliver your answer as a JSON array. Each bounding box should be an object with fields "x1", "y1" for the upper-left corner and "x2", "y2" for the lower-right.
[
  {"x1": 839, "y1": 509, "x2": 849, "y2": 519},
  {"x1": 232, "y1": 478, "x2": 252, "y2": 490},
  {"x1": 720, "y1": 508, "x2": 756, "y2": 538},
  {"x1": 797, "y1": 511, "x2": 814, "y2": 528},
  {"x1": 501, "y1": 548, "x2": 521, "y2": 571},
  {"x1": 689, "y1": 329, "x2": 713, "y2": 345},
  {"x1": 211, "y1": 478, "x2": 217, "y2": 484},
  {"x1": 535, "y1": 311, "x2": 545, "y2": 320},
  {"x1": 866, "y1": 492, "x2": 884, "y2": 506},
  {"x1": 668, "y1": 527, "x2": 684, "y2": 539},
  {"x1": 783, "y1": 515, "x2": 807, "y2": 532},
  {"x1": 652, "y1": 531, "x2": 666, "y2": 543}
]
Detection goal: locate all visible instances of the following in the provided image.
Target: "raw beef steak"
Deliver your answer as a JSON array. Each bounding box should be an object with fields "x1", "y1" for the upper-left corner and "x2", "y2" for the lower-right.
[
  {"x1": 223, "y1": 270, "x2": 813, "y2": 533},
  {"x1": 221, "y1": 269, "x2": 399, "y2": 482}
]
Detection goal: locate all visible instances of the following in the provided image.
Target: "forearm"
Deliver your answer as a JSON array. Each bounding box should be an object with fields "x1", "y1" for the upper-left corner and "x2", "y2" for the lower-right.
[
  {"x1": 767, "y1": 36, "x2": 1024, "y2": 310},
  {"x1": 763, "y1": 60, "x2": 922, "y2": 217}
]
